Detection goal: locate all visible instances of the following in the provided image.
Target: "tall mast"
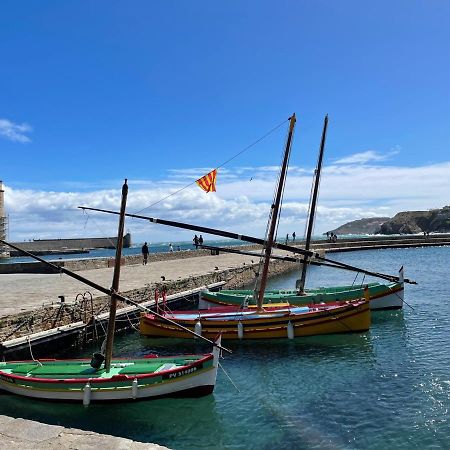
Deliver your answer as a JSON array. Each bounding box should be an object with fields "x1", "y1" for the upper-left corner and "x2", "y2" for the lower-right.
[
  {"x1": 104, "y1": 179, "x2": 128, "y2": 372},
  {"x1": 297, "y1": 115, "x2": 328, "y2": 293},
  {"x1": 255, "y1": 114, "x2": 296, "y2": 309}
]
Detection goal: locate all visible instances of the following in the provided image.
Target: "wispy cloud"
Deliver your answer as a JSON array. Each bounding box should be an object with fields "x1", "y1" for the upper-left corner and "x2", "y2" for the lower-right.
[
  {"x1": 0, "y1": 119, "x2": 32, "y2": 143},
  {"x1": 334, "y1": 148, "x2": 400, "y2": 165}
]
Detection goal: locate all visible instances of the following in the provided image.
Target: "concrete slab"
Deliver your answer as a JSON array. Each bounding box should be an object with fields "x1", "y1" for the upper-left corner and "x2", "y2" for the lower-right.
[{"x1": 0, "y1": 415, "x2": 168, "y2": 449}]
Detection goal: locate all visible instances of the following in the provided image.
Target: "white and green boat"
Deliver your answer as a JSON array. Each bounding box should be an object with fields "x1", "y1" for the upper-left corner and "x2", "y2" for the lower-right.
[
  {"x1": 200, "y1": 269, "x2": 404, "y2": 311},
  {"x1": 0, "y1": 352, "x2": 220, "y2": 404}
]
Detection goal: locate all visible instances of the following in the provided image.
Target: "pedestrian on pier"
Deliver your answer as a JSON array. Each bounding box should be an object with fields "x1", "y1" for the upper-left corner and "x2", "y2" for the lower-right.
[
  {"x1": 285, "y1": 233, "x2": 289, "y2": 244},
  {"x1": 199, "y1": 235, "x2": 204, "y2": 246},
  {"x1": 292, "y1": 232, "x2": 296, "y2": 242},
  {"x1": 193, "y1": 235, "x2": 199, "y2": 249},
  {"x1": 142, "y1": 242, "x2": 149, "y2": 265},
  {"x1": 169, "y1": 243, "x2": 174, "y2": 252}
]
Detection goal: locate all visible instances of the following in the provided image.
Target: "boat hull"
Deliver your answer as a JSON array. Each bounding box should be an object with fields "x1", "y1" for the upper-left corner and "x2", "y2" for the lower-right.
[
  {"x1": 140, "y1": 301, "x2": 370, "y2": 340},
  {"x1": 200, "y1": 282, "x2": 404, "y2": 311},
  {"x1": 0, "y1": 351, "x2": 219, "y2": 403}
]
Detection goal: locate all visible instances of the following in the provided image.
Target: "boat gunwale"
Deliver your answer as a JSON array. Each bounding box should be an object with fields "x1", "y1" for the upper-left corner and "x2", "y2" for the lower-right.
[{"x1": 0, "y1": 353, "x2": 214, "y2": 384}]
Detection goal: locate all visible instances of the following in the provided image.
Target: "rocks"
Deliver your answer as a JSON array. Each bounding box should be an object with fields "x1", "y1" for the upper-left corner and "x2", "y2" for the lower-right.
[{"x1": 379, "y1": 207, "x2": 450, "y2": 234}]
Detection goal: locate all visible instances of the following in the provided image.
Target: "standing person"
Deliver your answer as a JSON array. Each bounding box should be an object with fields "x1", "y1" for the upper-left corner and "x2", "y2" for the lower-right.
[
  {"x1": 285, "y1": 233, "x2": 289, "y2": 244},
  {"x1": 292, "y1": 231, "x2": 296, "y2": 242},
  {"x1": 193, "y1": 235, "x2": 199, "y2": 249},
  {"x1": 169, "y1": 243, "x2": 174, "y2": 252},
  {"x1": 199, "y1": 235, "x2": 204, "y2": 246},
  {"x1": 141, "y1": 242, "x2": 149, "y2": 265}
]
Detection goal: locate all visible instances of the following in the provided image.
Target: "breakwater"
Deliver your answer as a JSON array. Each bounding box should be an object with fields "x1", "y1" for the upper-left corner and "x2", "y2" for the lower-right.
[{"x1": 312, "y1": 233, "x2": 450, "y2": 252}]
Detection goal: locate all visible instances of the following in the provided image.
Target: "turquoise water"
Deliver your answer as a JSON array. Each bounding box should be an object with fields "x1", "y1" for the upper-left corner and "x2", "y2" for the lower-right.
[{"x1": 1, "y1": 246, "x2": 450, "y2": 449}]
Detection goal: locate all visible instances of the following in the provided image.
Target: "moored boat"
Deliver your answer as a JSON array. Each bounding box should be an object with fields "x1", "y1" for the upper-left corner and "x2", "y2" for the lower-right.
[
  {"x1": 200, "y1": 270, "x2": 404, "y2": 311},
  {"x1": 140, "y1": 299, "x2": 371, "y2": 340},
  {"x1": 0, "y1": 350, "x2": 220, "y2": 403}
]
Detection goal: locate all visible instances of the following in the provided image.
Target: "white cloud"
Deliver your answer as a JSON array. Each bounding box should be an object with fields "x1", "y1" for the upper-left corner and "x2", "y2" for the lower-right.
[
  {"x1": 0, "y1": 119, "x2": 32, "y2": 143},
  {"x1": 334, "y1": 148, "x2": 400, "y2": 165},
  {"x1": 2, "y1": 158, "x2": 450, "y2": 243}
]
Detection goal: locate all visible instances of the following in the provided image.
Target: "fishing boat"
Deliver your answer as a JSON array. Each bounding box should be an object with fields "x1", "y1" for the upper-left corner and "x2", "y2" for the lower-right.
[
  {"x1": 200, "y1": 269, "x2": 404, "y2": 311},
  {"x1": 200, "y1": 116, "x2": 404, "y2": 311},
  {"x1": 140, "y1": 114, "x2": 371, "y2": 340},
  {"x1": 0, "y1": 181, "x2": 224, "y2": 404},
  {"x1": 140, "y1": 300, "x2": 370, "y2": 340}
]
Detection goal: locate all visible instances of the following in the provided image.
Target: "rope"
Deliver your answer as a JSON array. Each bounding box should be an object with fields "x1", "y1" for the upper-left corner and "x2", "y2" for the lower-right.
[
  {"x1": 27, "y1": 336, "x2": 42, "y2": 366},
  {"x1": 218, "y1": 361, "x2": 240, "y2": 393},
  {"x1": 133, "y1": 117, "x2": 289, "y2": 215}
]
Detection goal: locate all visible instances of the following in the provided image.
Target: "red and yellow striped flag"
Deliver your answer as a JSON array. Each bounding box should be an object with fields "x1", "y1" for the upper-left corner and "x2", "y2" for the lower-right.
[{"x1": 196, "y1": 169, "x2": 217, "y2": 193}]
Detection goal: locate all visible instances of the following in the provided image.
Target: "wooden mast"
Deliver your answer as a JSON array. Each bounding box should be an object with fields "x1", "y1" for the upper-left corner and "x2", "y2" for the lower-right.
[
  {"x1": 297, "y1": 115, "x2": 328, "y2": 293},
  {"x1": 255, "y1": 114, "x2": 296, "y2": 309},
  {"x1": 104, "y1": 179, "x2": 128, "y2": 372}
]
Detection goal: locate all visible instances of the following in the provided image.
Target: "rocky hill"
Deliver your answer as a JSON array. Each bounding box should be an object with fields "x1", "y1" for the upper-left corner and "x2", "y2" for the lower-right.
[
  {"x1": 326, "y1": 217, "x2": 390, "y2": 235},
  {"x1": 327, "y1": 206, "x2": 450, "y2": 235},
  {"x1": 378, "y1": 206, "x2": 450, "y2": 234}
]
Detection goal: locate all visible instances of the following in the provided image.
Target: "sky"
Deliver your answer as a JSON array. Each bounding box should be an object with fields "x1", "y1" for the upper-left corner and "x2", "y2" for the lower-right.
[{"x1": 1, "y1": 1, "x2": 450, "y2": 244}]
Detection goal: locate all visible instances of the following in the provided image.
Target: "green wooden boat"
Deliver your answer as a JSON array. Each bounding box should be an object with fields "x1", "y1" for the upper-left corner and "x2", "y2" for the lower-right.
[{"x1": 200, "y1": 269, "x2": 404, "y2": 311}]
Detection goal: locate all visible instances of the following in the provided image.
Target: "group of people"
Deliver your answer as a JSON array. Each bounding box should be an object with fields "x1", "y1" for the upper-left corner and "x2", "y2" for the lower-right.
[
  {"x1": 326, "y1": 232, "x2": 338, "y2": 243},
  {"x1": 193, "y1": 234, "x2": 204, "y2": 249},
  {"x1": 141, "y1": 241, "x2": 182, "y2": 264},
  {"x1": 285, "y1": 232, "x2": 296, "y2": 244}
]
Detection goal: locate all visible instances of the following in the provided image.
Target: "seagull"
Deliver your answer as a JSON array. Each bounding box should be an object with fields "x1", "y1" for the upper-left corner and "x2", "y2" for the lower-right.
[
  {"x1": 215, "y1": 266, "x2": 219, "y2": 270},
  {"x1": 161, "y1": 276, "x2": 165, "y2": 281}
]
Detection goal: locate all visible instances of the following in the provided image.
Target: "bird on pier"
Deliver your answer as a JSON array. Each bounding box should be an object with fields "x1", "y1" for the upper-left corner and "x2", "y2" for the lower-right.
[
  {"x1": 161, "y1": 276, "x2": 166, "y2": 281},
  {"x1": 214, "y1": 266, "x2": 219, "y2": 270}
]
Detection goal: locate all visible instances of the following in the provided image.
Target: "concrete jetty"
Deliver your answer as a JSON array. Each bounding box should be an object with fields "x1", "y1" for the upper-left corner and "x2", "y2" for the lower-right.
[
  {"x1": 0, "y1": 250, "x2": 260, "y2": 317},
  {"x1": 0, "y1": 415, "x2": 168, "y2": 449}
]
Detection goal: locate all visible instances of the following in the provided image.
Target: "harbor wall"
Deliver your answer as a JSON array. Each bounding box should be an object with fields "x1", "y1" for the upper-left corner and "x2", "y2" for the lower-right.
[{"x1": 9, "y1": 232, "x2": 132, "y2": 254}]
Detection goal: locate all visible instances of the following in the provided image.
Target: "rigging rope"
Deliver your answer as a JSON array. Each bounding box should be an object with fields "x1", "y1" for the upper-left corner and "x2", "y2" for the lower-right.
[{"x1": 133, "y1": 117, "x2": 289, "y2": 215}]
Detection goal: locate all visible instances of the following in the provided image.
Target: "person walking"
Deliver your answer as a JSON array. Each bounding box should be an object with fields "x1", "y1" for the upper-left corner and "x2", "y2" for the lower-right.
[
  {"x1": 141, "y1": 242, "x2": 149, "y2": 265},
  {"x1": 199, "y1": 235, "x2": 204, "y2": 246},
  {"x1": 285, "y1": 233, "x2": 289, "y2": 244},
  {"x1": 169, "y1": 243, "x2": 174, "y2": 252},
  {"x1": 292, "y1": 231, "x2": 296, "y2": 242},
  {"x1": 193, "y1": 235, "x2": 199, "y2": 249}
]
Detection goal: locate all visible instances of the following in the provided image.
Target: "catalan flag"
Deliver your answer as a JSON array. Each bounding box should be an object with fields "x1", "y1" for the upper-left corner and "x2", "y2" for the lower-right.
[{"x1": 196, "y1": 169, "x2": 217, "y2": 193}]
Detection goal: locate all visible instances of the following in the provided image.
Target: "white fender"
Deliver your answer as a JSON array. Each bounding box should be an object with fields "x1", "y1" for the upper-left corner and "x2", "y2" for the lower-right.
[
  {"x1": 132, "y1": 378, "x2": 138, "y2": 399},
  {"x1": 194, "y1": 321, "x2": 202, "y2": 337},
  {"x1": 287, "y1": 321, "x2": 295, "y2": 340},
  {"x1": 83, "y1": 382, "x2": 91, "y2": 407},
  {"x1": 237, "y1": 322, "x2": 244, "y2": 340}
]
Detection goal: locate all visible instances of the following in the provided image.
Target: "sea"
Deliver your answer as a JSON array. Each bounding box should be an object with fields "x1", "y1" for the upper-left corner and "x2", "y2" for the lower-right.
[{"x1": 1, "y1": 244, "x2": 450, "y2": 449}]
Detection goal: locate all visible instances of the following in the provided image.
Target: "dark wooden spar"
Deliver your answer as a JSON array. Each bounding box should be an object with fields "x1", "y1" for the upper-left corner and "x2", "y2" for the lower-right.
[
  {"x1": 297, "y1": 114, "x2": 328, "y2": 293},
  {"x1": 254, "y1": 114, "x2": 296, "y2": 308}
]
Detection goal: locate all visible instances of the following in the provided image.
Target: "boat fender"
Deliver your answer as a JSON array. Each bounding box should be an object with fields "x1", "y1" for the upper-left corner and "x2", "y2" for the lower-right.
[
  {"x1": 287, "y1": 321, "x2": 294, "y2": 340},
  {"x1": 237, "y1": 322, "x2": 244, "y2": 340},
  {"x1": 83, "y1": 382, "x2": 91, "y2": 407},
  {"x1": 194, "y1": 321, "x2": 202, "y2": 337},
  {"x1": 132, "y1": 378, "x2": 138, "y2": 399}
]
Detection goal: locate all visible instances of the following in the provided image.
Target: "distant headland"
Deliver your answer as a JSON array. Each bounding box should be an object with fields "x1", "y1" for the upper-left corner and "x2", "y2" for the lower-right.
[{"x1": 326, "y1": 206, "x2": 450, "y2": 235}]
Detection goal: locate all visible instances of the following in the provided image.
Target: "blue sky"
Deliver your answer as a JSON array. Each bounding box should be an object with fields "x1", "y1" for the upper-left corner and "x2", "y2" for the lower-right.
[{"x1": 1, "y1": 1, "x2": 450, "y2": 242}]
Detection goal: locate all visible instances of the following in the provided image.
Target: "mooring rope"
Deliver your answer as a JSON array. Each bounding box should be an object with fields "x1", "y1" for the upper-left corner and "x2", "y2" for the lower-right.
[{"x1": 27, "y1": 336, "x2": 42, "y2": 366}]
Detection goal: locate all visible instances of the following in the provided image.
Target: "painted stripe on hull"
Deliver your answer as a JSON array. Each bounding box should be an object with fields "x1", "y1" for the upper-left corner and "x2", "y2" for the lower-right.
[{"x1": 0, "y1": 366, "x2": 217, "y2": 402}]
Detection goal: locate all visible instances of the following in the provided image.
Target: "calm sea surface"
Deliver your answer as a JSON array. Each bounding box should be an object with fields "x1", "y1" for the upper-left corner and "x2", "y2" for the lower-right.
[{"x1": 1, "y1": 246, "x2": 450, "y2": 449}]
